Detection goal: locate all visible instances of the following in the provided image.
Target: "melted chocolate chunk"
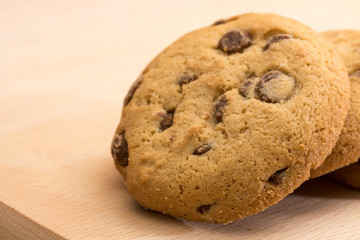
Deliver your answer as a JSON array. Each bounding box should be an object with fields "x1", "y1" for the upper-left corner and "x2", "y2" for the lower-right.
[
  {"x1": 350, "y1": 70, "x2": 360, "y2": 78},
  {"x1": 239, "y1": 76, "x2": 256, "y2": 98},
  {"x1": 193, "y1": 143, "x2": 212, "y2": 155},
  {"x1": 255, "y1": 71, "x2": 295, "y2": 103},
  {"x1": 178, "y1": 74, "x2": 198, "y2": 86},
  {"x1": 218, "y1": 30, "x2": 252, "y2": 54},
  {"x1": 267, "y1": 167, "x2": 288, "y2": 185},
  {"x1": 263, "y1": 34, "x2": 292, "y2": 51},
  {"x1": 158, "y1": 111, "x2": 174, "y2": 132},
  {"x1": 215, "y1": 94, "x2": 228, "y2": 123},
  {"x1": 124, "y1": 75, "x2": 143, "y2": 106},
  {"x1": 111, "y1": 132, "x2": 129, "y2": 166},
  {"x1": 197, "y1": 204, "x2": 212, "y2": 214}
]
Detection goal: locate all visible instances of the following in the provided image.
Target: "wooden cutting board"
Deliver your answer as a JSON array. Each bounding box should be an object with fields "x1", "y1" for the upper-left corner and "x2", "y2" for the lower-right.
[{"x1": 1, "y1": 1, "x2": 360, "y2": 239}]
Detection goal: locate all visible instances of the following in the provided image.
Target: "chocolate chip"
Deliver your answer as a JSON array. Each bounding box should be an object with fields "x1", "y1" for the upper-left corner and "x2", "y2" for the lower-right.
[
  {"x1": 124, "y1": 75, "x2": 143, "y2": 106},
  {"x1": 218, "y1": 30, "x2": 252, "y2": 54},
  {"x1": 215, "y1": 94, "x2": 228, "y2": 123},
  {"x1": 261, "y1": 71, "x2": 282, "y2": 82},
  {"x1": 358, "y1": 158, "x2": 360, "y2": 164},
  {"x1": 267, "y1": 167, "x2": 288, "y2": 185},
  {"x1": 254, "y1": 71, "x2": 296, "y2": 103},
  {"x1": 178, "y1": 74, "x2": 198, "y2": 86},
  {"x1": 350, "y1": 70, "x2": 360, "y2": 77},
  {"x1": 239, "y1": 76, "x2": 256, "y2": 98},
  {"x1": 197, "y1": 204, "x2": 212, "y2": 214},
  {"x1": 193, "y1": 143, "x2": 212, "y2": 155},
  {"x1": 212, "y1": 19, "x2": 227, "y2": 26},
  {"x1": 263, "y1": 34, "x2": 292, "y2": 51},
  {"x1": 158, "y1": 111, "x2": 174, "y2": 132},
  {"x1": 111, "y1": 132, "x2": 129, "y2": 166}
]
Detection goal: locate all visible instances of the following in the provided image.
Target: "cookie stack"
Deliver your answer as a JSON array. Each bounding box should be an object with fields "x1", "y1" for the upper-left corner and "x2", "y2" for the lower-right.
[{"x1": 111, "y1": 13, "x2": 360, "y2": 224}]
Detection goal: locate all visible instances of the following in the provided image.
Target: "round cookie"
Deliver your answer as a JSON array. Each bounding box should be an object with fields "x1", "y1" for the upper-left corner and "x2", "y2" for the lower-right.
[
  {"x1": 111, "y1": 13, "x2": 350, "y2": 223},
  {"x1": 310, "y1": 30, "x2": 360, "y2": 186}
]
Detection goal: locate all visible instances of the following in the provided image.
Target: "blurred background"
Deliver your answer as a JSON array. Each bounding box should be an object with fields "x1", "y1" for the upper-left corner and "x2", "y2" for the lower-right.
[{"x1": 2, "y1": 0, "x2": 360, "y2": 106}]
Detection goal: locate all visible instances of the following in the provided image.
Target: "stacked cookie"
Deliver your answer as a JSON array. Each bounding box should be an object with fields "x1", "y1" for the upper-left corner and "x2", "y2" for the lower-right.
[
  {"x1": 311, "y1": 30, "x2": 360, "y2": 188},
  {"x1": 111, "y1": 13, "x2": 359, "y2": 224}
]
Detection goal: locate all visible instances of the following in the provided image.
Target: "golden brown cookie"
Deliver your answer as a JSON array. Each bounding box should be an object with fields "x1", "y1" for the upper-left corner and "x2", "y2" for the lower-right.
[
  {"x1": 111, "y1": 13, "x2": 350, "y2": 223},
  {"x1": 310, "y1": 30, "x2": 360, "y2": 188}
]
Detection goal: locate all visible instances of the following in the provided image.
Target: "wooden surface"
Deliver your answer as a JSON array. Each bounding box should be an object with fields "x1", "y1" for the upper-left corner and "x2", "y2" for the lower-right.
[{"x1": 1, "y1": 0, "x2": 360, "y2": 239}]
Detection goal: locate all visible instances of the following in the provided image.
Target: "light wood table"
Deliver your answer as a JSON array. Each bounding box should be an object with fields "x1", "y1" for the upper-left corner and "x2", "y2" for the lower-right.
[{"x1": 1, "y1": 1, "x2": 360, "y2": 239}]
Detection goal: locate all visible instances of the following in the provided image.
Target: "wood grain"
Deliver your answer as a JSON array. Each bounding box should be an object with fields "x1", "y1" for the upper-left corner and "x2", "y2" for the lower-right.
[
  {"x1": 1, "y1": 0, "x2": 360, "y2": 239},
  {"x1": 0, "y1": 202, "x2": 62, "y2": 240}
]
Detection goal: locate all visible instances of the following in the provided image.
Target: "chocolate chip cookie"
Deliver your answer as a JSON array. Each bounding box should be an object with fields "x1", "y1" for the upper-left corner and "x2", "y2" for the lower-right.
[
  {"x1": 112, "y1": 13, "x2": 350, "y2": 223},
  {"x1": 310, "y1": 30, "x2": 360, "y2": 189}
]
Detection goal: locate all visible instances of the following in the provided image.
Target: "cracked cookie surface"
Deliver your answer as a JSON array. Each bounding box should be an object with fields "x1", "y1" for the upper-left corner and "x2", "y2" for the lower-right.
[
  {"x1": 112, "y1": 13, "x2": 350, "y2": 223},
  {"x1": 310, "y1": 30, "x2": 360, "y2": 189}
]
